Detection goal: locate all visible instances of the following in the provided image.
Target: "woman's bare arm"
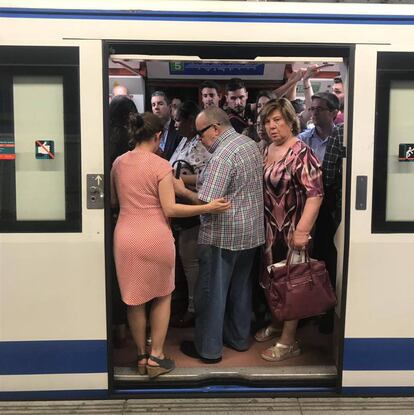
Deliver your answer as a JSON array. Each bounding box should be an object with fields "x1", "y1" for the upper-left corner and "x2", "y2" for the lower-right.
[
  {"x1": 181, "y1": 174, "x2": 197, "y2": 186},
  {"x1": 292, "y1": 196, "x2": 323, "y2": 248},
  {"x1": 159, "y1": 173, "x2": 230, "y2": 217}
]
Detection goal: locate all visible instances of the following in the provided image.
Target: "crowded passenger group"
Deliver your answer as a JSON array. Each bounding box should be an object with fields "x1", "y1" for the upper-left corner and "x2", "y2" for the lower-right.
[{"x1": 109, "y1": 67, "x2": 345, "y2": 378}]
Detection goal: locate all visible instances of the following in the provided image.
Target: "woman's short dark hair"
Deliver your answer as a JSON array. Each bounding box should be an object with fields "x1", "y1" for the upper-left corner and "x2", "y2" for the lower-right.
[
  {"x1": 256, "y1": 90, "x2": 277, "y2": 106},
  {"x1": 260, "y1": 98, "x2": 301, "y2": 137},
  {"x1": 128, "y1": 112, "x2": 164, "y2": 145},
  {"x1": 290, "y1": 98, "x2": 305, "y2": 114},
  {"x1": 177, "y1": 100, "x2": 200, "y2": 121},
  {"x1": 255, "y1": 90, "x2": 277, "y2": 119}
]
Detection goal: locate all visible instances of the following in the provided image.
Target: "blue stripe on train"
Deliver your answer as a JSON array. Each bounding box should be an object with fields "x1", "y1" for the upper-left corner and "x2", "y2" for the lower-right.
[
  {"x1": 343, "y1": 338, "x2": 414, "y2": 371},
  {"x1": 2, "y1": 8, "x2": 414, "y2": 25},
  {"x1": 343, "y1": 387, "x2": 414, "y2": 396},
  {"x1": 0, "y1": 340, "x2": 107, "y2": 375},
  {"x1": 0, "y1": 389, "x2": 108, "y2": 400}
]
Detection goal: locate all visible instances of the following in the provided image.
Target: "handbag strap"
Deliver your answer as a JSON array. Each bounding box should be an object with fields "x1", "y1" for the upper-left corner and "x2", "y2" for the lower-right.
[
  {"x1": 286, "y1": 248, "x2": 313, "y2": 282},
  {"x1": 171, "y1": 159, "x2": 195, "y2": 173},
  {"x1": 286, "y1": 248, "x2": 310, "y2": 266}
]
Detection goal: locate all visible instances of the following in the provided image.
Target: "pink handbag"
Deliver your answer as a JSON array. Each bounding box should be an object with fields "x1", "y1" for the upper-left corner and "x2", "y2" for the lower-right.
[{"x1": 261, "y1": 250, "x2": 337, "y2": 321}]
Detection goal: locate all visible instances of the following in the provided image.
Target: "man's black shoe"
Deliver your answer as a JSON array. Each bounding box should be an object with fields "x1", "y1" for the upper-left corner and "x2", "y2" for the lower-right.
[
  {"x1": 180, "y1": 341, "x2": 222, "y2": 364},
  {"x1": 223, "y1": 342, "x2": 249, "y2": 352}
]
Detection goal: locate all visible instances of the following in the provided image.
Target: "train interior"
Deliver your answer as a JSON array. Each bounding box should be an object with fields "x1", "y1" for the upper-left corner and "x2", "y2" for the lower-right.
[{"x1": 105, "y1": 43, "x2": 349, "y2": 389}]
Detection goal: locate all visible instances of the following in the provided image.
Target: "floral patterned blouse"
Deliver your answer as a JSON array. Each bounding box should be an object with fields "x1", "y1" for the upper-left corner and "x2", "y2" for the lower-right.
[
  {"x1": 263, "y1": 139, "x2": 324, "y2": 266},
  {"x1": 169, "y1": 135, "x2": 211, "y2": 191}
]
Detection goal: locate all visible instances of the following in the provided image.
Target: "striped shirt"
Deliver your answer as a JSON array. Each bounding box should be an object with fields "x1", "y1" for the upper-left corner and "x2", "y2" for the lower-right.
[{"x1": 198, "y1": 127, "x2": 265, "y2": 250}]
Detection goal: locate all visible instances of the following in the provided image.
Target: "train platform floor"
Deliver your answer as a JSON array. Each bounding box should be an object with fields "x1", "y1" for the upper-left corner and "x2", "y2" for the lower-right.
[{"x1": 1, "y1": 397, "x2": 414, "y2": 414}]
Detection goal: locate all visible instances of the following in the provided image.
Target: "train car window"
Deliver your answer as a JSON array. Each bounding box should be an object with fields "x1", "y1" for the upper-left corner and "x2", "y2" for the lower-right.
[
  {"x1": 0, "y1": 47, "x2": 81, "y2": 232},
  {"x1": 373, "y1": 52, "x2": 414, "y2": 233}
]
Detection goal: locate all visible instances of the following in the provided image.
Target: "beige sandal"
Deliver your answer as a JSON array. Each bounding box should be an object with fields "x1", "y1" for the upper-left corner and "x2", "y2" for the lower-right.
[
  {"x1": 261, "y1": 342, "x2": 301, "y2": 362},
  {"x1": 254, "y1": 325, "x2": 281, "y2": 342}
]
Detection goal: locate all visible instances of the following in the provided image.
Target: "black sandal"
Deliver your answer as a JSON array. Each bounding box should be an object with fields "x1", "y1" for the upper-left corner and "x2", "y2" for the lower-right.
[
  {"x1": 146, "y1": 355, "x2": 175, "y2": 379},
  {"x1": 137, "y1": 353, "x2": 148, "y2": 375}
]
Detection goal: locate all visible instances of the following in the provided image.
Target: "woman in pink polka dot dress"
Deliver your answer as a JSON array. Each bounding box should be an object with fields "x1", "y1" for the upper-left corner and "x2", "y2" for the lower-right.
[{"x1": 111, "y1": 112, "x2": 230, "y2": 378}]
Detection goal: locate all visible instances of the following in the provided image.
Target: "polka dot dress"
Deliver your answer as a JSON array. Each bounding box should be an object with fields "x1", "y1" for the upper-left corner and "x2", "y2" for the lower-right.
[{"x1": 111, "y1": 150, "x2": 175, "y2": 305}]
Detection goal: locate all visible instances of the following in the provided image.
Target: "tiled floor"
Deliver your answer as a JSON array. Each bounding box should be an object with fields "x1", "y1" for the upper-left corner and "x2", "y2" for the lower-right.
[{"x1": 2, "y1": 398, "x2": 414, "y2": 414}]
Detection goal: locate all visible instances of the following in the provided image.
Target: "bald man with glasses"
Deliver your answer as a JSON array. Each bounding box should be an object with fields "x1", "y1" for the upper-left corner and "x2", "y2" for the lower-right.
[{"x1": 174, "y1": 106, "x2": 264, "y2": 363}]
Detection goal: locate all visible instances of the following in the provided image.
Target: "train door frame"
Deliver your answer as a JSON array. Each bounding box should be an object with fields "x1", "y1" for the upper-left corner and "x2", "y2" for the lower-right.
[{"x1": 102, "y1": 40, "x2": 355, "y2": 397}]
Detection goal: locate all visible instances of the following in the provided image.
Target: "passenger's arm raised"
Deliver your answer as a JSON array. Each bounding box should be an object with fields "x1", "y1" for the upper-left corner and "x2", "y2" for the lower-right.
[
  {"x1": 273, "y1": 69, "x2": 303, "y2": 99},
  {"x1": 300, "y1": 65, "x2": 317, "y2": 125},
  {"x1": 159, "y1": 173, "x2": 230, "y2": 217}
]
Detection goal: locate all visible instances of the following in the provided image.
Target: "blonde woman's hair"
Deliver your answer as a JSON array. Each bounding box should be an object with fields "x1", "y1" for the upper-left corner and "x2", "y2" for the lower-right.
[{"x1": 260, "y1": 98, "x2": 301, "y2": 136}]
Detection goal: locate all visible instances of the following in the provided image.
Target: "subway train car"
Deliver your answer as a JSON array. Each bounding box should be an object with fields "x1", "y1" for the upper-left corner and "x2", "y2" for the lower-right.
[{"x1": 1, "y1": 0, "x2": 413, "y2": 400}]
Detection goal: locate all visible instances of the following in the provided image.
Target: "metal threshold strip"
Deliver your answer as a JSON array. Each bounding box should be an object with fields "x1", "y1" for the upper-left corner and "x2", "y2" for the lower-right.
[{"x1": 114, "y1": 365, "x2": 337, "y2": 383}]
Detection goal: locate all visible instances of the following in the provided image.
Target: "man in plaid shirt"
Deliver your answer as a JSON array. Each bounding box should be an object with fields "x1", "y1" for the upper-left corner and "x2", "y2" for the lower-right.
[
  {"x1": 175, "y1": 106, "x2": 264, "y2": 363},
  {"x1": 322, "y1": 123, "x2": 345, "y2": 227},
  {"x1": 299, "y1": 93, "x2": 345, "y2": 333}
]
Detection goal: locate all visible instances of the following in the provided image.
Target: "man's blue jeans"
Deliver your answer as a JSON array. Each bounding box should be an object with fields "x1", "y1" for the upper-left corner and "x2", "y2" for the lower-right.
[{"x1": 194, "y1": 244, "x2": 257, "y2": 359}]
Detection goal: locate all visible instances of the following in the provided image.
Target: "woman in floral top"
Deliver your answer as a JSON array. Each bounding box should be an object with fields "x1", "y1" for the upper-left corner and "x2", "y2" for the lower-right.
[
  {"x1": 170, "y1": 102, "x2": 211, "y2": 191},
  {"x1": 169, "y1": 101, "x2": 211, "y2": 327},
  {"x1": 257, "y1": 99, "x2": 324, "y2": 362}
]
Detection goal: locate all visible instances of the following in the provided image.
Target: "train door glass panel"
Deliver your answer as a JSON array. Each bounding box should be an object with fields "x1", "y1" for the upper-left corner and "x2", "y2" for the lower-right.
[
  {"x1": 14, "y1": 76, "x2": 65, "y2": 221},
  {"x1": 373, "y1": 52, "x2": 414, "y2": 232},
  {"x1": 0, "y1": 47, "x2": 81, "y2": 232},
  {"x1": 386, "y1": 81, "x2": 414, "y2": 221}
]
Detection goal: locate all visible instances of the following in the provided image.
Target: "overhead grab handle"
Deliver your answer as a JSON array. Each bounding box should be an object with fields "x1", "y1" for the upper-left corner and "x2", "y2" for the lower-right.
[{"x1": 110, "y1": 54, "x2": 343, "y2": 64}]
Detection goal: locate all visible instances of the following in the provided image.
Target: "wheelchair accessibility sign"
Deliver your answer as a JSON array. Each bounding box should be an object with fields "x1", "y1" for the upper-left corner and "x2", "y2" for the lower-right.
[{"x1": 35, "y1": 140, "x2": 55, "y2": 159}]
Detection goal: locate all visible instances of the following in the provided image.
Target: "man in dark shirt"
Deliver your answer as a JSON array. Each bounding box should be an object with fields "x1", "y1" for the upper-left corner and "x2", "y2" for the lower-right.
[
  {"x1": 313, "y1": 123, "x2": 346, "y2": 334},
  {"x1": 225, "y1": 78, "x2": 253, "y2": 133},
  {"x1": 151, "y1": 90, "x2": 180, "y2": 160}
]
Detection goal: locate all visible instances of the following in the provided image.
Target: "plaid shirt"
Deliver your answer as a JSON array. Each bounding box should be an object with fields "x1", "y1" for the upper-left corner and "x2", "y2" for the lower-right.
[
  {"x1": 322, "y1": 123, "x2": 346, "y2": 226},
  {"x1": 322, "y1": 123, "x2": 345, "y2": 189},
  {"x1": 198, "y1": 127, "x2": 265, "y2": 250}
]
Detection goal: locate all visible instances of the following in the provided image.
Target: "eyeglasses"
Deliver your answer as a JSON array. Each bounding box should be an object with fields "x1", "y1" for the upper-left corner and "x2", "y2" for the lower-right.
[
  {"x1": 196, "y1": 123, "x2": 219, "y2": 137},
  {"x1": 309, "y1": 107, "x2": 330, "y2": 113}
]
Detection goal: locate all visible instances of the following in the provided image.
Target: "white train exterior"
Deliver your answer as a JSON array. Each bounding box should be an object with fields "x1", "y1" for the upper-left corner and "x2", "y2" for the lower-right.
[{"x1": 0, "y1": 0, "x2": 413, "y2": 399}]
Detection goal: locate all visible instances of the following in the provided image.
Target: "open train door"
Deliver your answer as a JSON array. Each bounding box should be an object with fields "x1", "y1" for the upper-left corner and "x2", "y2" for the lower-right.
[{"x1": 105, "y1": 41, "x2": 352, "y2": 394}]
